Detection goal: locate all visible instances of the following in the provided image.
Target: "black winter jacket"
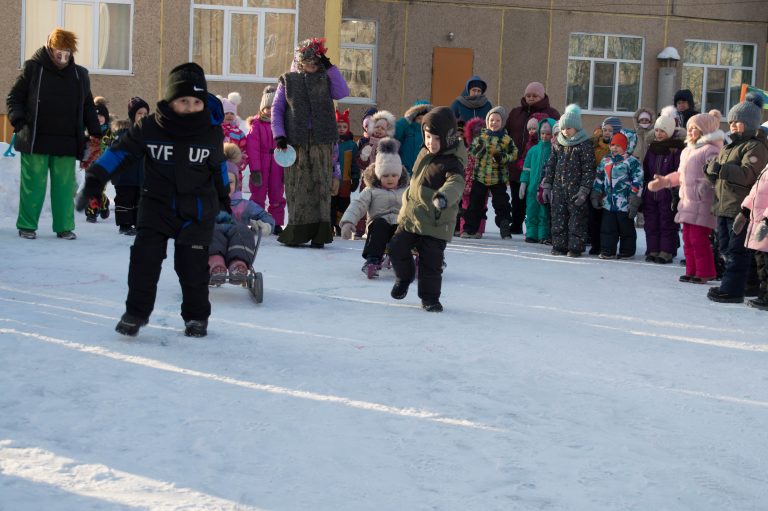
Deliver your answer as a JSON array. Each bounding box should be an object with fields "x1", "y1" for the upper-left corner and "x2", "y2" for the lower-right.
[
  {"x1": 6, "y1": 47, "x2": 100, "y2": 159},
  {"x1": 86, "y1": 101, "x2": 228, "y2": 245}
]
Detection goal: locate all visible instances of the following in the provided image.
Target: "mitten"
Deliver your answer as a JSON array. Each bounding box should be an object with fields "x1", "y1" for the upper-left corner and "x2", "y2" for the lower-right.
[
  {"x1": 360, "y1": 145, "x2": 373, "y2": 161},
  {"x1": 627, "y1": 194, "x2": 642, "y2": 219},
  {"x1": 318, "y1": 54, "x2": 332, "y2": 70},
  {"x1": 647, "y1": 174, "x2": 669, "y2": 192},
  {"x1": 540, "y1": 183, "x2": 552, "y2": 204},
  {"x1": 571, "y1": 186, "x2": 589, "y2": 206},
  {"x1": 590, "y1": 190, "x2": 602, "y2": 210},
  {"x1": 707, "y1": 160, "x2": 722, "y2": 183},
  {"x1": 75, "y1": 177, "x2": 103, "y2": 212},
  {"x1": 755, "y1": 219, "x2": 768, "y2": 242},
  {"x1": 493, "y1": 151, "x2": 504, "y2": 165},
  {"x1": 10, "y1": 118, "x2": 25, "y2": 133},
  {"x1": 519, "y1": 183, "x2": 527, "y2": 200},
  {"x1": 275, "y1": 136, "x2": 288, "y2": 150},
  {"x1": 732, "y1": 208, "x2": 750, "y2": 235},
  {"x1": 433, "y1": 193, "x2": 448, "y2": 210},
  {"x1": 340, "y1": 222, "x2": 355, "y2": 239}
]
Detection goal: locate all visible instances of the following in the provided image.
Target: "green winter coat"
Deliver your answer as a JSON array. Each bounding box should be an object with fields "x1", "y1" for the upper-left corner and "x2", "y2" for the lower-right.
[
  {"x1": 397, "y1": 146, "x2": 465, "y2": 242},
  {"x1": 705, "y1": 130, "x2": 768, "y2": 218}
]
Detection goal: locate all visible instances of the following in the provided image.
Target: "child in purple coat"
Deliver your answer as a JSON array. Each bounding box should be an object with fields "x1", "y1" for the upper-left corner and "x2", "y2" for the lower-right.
[{"x1": 642, "y1": 110, "x2": 685, "y2": 263}]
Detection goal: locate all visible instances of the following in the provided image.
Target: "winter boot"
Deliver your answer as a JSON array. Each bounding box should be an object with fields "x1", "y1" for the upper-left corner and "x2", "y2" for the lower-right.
[
  {"x1": 362, "y1": 257, "x2": 382, "y2": 279},
  {"x1": 706, "y1": 286, "x2": 744, "y2": 303},
  {"x1": 656, "y1": 251, "x2": 674, "y2": 264},
  {"x1": 228, "y1": 260, "x2": 249, "y2": 285},
  {"x1": 391, "y1": 280, "x2": 411, "y2": 300},
  {"x1": 115, "y1": 313, "x2": 148, "y2": 336},
  {"x1": 184, "y1": 319, "x2": 208, "y2": 337},
  {"x1": 645, "y1": 251, "x2": 659, "y2": 262},
  {"x1": 100, "y1": 195, "x2": 110, "y2": 219},
  {"x1": 747, "y1": 288, "x2": 768, "y2": 311},
  {"x1": 18, "y1": 229, "x2": 36, "y2": 239},
  {"x1": 208, "y1": 255, "x2": 227, "y2": 286},
  {"x1": 499, "y1": 218, "x2": 512, "y2": 239},
  {"x1": 56, "y1": 231, "x2": 77, "y2": 240},
  {"x1": 421, "y1": 300, "x2": 443, "y2": 312}
]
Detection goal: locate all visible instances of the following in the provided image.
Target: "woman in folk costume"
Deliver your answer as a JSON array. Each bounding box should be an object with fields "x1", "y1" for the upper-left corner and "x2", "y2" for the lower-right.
[{"x1": 271, "y1": 38, "x2": 350, "y2": 247}]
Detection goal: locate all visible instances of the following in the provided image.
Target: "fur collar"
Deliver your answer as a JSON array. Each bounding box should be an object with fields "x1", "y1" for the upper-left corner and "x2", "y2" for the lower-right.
[
  {"x1": 404, "y1": 103, "x2": 432, "y2": 123},
  {"x1": 691, "y1": 129, "x2": 726, "y2": 148}
]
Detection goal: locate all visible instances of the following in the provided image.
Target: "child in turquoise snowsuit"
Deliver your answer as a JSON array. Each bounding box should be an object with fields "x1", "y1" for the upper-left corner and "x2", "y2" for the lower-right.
[{"x1": 520, "y1": 118, "x2": 556, "y2": 242}]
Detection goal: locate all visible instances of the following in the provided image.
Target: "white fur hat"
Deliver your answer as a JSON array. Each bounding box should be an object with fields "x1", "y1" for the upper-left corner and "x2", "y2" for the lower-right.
[
  {"x1": 372, "y1": 110, "x2": 397, "y2": 137},
  {"x1": 374, "y1": 137, "x2": 402, "y2": 178},
  {"x1": 655, "y1": 108, "x2": 677, "y2": 138}
]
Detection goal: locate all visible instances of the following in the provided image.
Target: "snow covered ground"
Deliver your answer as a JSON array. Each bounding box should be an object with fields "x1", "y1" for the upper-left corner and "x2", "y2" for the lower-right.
[{"x1": 1, "y1": 145, "x2": 767, "y2": 510}]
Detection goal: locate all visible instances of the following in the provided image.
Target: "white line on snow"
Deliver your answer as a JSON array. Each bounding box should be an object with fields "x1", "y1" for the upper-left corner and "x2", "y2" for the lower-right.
[
  {"x1": 0, "y1": 440, "x2": 265, "y2": 511},
  {"x1": 0, "y1": 328, "x2": 507, "y2": 432},
  {"x1": 586, "y1": 322, "x2": 768, "y2": 352},
  {"x1": 0, "y1": 294, "x2": 365, "y2": 344}
]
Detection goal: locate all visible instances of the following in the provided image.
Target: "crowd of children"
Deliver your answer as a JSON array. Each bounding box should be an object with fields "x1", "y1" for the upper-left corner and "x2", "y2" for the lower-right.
[{"x1": 14, "y1": 28, "x2": 768, "y2": 340}]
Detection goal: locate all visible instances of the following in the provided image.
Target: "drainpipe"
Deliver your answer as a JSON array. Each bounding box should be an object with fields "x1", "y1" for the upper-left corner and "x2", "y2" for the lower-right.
[{"x1": 656, "y1": 46, "x2": 680, "y2": 112}]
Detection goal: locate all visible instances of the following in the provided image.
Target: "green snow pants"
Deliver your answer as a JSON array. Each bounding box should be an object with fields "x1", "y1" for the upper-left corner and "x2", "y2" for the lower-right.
[
  {"x1": 17, "y1": 153, "x2": 77, "y2": 234},
  {"x1": 524, "y1": 191, "x2": 550, "y2": 241}
]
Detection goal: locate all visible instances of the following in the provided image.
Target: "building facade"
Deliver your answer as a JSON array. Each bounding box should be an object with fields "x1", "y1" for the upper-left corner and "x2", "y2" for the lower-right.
[{"x1": 2, "y1": 0, "x2": 767, "y2": 142}]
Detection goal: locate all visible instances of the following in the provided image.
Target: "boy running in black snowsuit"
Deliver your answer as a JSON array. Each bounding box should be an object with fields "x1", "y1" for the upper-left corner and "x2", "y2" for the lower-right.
[{"x1": 78, "y1": 63, "x2": 229, "y2": 338}]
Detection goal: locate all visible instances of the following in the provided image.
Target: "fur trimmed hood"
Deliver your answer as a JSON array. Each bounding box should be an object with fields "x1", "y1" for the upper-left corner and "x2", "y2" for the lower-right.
[
  {"x1": 691, "y1": 129, "x2": 726, "y2": 148},
  {"x1": 463, "y1": 117, "x2": 485, "y2": 147},
  {"x1": 372, "y1": 110, "x2": 397, "y2": 137},
  {"x1": 362, "y1": 162, "x2": 409, "y2": 189},
  {"x1": 404, "y1": 102, "x2": 433, "y2": 123},
  {"x1": 633, "y1": 108, "x2": 655, "y2": 129}
]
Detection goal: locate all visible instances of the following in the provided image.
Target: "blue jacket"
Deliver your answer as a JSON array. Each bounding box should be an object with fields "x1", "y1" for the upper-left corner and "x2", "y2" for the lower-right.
[
  {"x1": 394, "y1": 101, "x2": 432, "y2": 174},
  {"x1": 449, "y1": 76, "x2": 492, "y2": 124}
]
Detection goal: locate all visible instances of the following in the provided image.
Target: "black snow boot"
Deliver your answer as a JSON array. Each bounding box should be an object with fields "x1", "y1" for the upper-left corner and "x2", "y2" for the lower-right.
[
  {"x1": 421, "y1": 300, "x2": 443, "y2": 312},
  {"x1": 115, "y1": 313, "x2": 148, "y2": 336},
  {"x1": 391, "y1": 280, "x2": 411, "y2": 300},
  {"x1": 499, "y1": 218, "x2": 512, "y2": 239},
  {"x1": 184, "y1": 319, "x2": 208, "y2": 337}
]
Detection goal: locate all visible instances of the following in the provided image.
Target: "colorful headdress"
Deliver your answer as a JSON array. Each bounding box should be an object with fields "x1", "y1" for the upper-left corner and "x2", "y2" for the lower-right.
[{"x1": 295, "y1": 38, "x2": 327, "y2": 63}]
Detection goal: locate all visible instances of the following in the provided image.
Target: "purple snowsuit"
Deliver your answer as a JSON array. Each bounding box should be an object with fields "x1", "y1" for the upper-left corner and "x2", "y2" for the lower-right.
[{"x1": 642, "y1": 138, "x2": 685, "y2": 256}]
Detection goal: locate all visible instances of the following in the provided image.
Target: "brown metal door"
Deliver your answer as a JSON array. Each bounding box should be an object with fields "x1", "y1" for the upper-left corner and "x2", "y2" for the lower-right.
[{"x1": 431, "y1": 47, "x2": 474, "y2": 107}]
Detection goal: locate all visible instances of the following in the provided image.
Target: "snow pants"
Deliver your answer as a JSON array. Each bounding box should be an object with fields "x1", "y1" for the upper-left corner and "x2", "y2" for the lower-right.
[
  {"x1": 600, "y1": 211, "x2": 637, "y2": 257},
  {"x1": 389, "y1": 229, "x2": 447, "y2": 303},
  {"x1": 642, "y1": 189, "x2": 679, "y2": 256},
  {"x1": 682, "y1": 223, "x2": 715, "y2": 279},
  {"x1": 209, "y1": 224, "x2": 256, "y2": 266},
  {"x1": 550, "y1": 187, "x2": 589, "y2": 254},
  {"x1": 114, "y1": 185, "x2": 141, "y2": 228},
  {"x1": 362, "y1": 217, "x2": 397, "y2": 261},
  {"x1": 524, "y1": 190, "x2": 550, "y2": 241},
  {"x1": 464, "y1": 181, "x2": 512, "y2": 235},
  {"x1": 717, "y1": 216, "x2": 752, "y2": 296},
  {"x1": 126, "y1": 227, "x2": 210, "y2": 322},
  {"x1": 17, "y1": 153, "x2": 76, "y2": 233}
]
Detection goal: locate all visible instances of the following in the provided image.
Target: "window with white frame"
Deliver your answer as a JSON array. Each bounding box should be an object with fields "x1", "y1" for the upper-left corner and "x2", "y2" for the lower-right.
[
  {"x1": 339, "y1": 19, "x2": 377, "y2": 103},
  {"x1": 682, "y1": 40, "x2": 756, "y2": 114},
  {"x1": 22, "y1": 0, "x2": 133, "y2": 73},
  {"x1": 566, "y1": 33, "x2": 643, "y2": 113},
  {"x1": 191, "y1": 0, "x2": 297, "y2": 80}
]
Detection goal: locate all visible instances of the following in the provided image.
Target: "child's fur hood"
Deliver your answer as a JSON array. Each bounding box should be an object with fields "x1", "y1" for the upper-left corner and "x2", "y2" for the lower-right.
[
  {"x1": 404, "y1": 102, "x2": 433, "y2": 123},
  {"x1": 111, "y1": 118, "x2": 131, "y2": 132},
  {"x1": 372, "y1": 110, "x2": 397, "y2": 136},
  {"x1": 363, "y1": 163, "x2": 409, "y2": 189},
  {"x1": 463, "y1": 117, "x2": 485, "y2": 147},
  {"x1": 633, "y1": 107, "x2": 655, "y2": 129}
]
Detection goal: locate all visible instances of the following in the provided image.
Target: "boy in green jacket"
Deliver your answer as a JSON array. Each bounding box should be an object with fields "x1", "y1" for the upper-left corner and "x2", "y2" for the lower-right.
[{"x1": 389, "y1": 106, "x2": 465, "y2": 312}]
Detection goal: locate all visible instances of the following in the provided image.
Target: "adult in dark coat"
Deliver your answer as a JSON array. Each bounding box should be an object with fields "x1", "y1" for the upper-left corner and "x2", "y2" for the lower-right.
[
  {"x1": 673, "y1": 89, "x2": 699, "y2": 130},
  {"x1": 7, "y1": 28, "x2": 100, "y2": 240},
  {"x1": 505, "y1": 82, "x2": 561, "y2": 234}
]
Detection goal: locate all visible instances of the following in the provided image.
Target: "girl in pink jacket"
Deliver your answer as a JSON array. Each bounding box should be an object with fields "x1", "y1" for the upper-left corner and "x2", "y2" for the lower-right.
[
  {"x1": 245, "y1": 86, "x2": 286, "y2": 230},
  {"x1": 734, "y1": 164, "x2": 768, "y2": 309},
  {"x1": 648, "y1": 111, "x2": 725, "y2": 284}
]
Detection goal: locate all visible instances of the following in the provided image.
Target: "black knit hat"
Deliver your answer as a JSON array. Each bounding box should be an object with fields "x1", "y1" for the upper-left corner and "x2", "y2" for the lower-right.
[
  {"x1": 95, "y1": 101, "x2": 109, "y2": 122},
  {"x1": 127, "y1": 96, "x2": 150, "y2": 123},
  {"x1": 164, "y1": 63, "x2": 207, "y2": 103},
  {"x1": 422, "y1": 106, "x2": 460, "y2": 153}
]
